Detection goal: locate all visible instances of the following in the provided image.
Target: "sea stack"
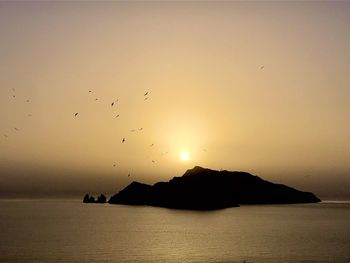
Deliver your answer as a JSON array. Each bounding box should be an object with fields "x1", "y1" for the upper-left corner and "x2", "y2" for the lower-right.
[{"x1": 83, "y1": 193, "x2": 106, "y2": 204}]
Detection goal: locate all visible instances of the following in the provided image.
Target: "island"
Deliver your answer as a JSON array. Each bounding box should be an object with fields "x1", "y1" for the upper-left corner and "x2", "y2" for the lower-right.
[{"x1": 107, "y1": 166, "x2": 320, "y2": 210}]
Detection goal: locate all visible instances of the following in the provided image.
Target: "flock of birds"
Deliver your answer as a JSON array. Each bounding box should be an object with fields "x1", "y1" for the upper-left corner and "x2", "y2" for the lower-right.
[
  {"x1": 71, "y1": 89, "x2": 168, "y2": 179},
  {"x1": 1, "y1": 88, "x2": 26, "y2": 141},
  {"x1": 2, "y1": 87, "x2": 164, "y2": 179},
  {"x1": 2, "y1": 86, "x2": 172, "y2": 179},
  {"x1": 2, "y1": 65, "x2": 265, "y2": 179}
]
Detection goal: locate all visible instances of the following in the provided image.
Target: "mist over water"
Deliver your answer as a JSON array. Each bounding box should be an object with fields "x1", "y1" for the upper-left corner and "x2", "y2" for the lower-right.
[{"x1": 1, "y1": 200, "x2": 349, "y2": 263}]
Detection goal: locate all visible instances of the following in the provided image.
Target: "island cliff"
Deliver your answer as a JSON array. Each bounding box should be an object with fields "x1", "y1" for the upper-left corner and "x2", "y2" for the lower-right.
[{"x1": 108, "y1": 166, "x2": 320, "y2": 210}]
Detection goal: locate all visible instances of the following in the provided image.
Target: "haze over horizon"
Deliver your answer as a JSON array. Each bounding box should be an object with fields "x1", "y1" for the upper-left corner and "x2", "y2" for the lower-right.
[{"x1": 1, "y1": 1, "x2": 350, "y2": 199}]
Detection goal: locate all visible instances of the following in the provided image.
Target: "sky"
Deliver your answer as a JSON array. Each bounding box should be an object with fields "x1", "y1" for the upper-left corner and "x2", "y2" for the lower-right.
[{"x1": 1, "y1": 1, "x2": 350, "y2": 199}]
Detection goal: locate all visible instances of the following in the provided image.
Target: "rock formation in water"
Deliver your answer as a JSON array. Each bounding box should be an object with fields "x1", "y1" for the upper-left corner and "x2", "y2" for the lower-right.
[
  {"x1": 97, "y1": 194, "x2": 107, "y2": 203},
  {"x1": 83, "y1": 194, "x2": 90, "y2": 203},
  {"x1": 82, "y1": 193, "x2": 106, "y2": 204},
  {"x1": 108, "y1": 166, "x2": 321, "y2": 210}
]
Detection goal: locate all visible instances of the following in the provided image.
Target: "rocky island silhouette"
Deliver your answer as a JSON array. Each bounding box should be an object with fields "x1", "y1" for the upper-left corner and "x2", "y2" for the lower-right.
[
  {"x1": 84, "y1": 166, "x2": 320, "y2": 210},
  {"x1": 83, "y1": 193, "x2": 107, "y2": 204}
]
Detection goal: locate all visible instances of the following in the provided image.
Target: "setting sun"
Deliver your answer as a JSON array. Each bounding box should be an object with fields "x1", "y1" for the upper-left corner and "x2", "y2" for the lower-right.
[{"x1": 180, "y1": 151, "x2": 190, "y2": 161}]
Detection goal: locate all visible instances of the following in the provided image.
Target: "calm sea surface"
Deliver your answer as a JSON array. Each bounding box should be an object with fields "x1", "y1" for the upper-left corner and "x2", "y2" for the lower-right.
[{"x1": 0, "y1": 200, "x2": 349, "y2": 263}]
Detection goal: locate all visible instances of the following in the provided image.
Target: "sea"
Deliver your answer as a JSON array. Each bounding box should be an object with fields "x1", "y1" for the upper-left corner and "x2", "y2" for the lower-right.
[{"x1": 0, "y1": 200, "x2": 349, "y2": 263}]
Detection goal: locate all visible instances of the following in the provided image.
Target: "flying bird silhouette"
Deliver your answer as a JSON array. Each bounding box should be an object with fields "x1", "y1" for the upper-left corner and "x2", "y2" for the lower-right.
[
  {"x1": 111, "y1": 102, "x2": 115, "y2": 107},
  {"x1": 144, "y1": 97, "x2": 148, "y2": 101},
  {"x1": 113, "y1": 164, "x2": 116, "y2": 167},
  {"x1": 115, "y1": 114, "x2": 120, "y2": 118},
  {"x1": 74, "y1": 113, "x2": 79, "y2": 117},
  {"x1": 139, "y1": 128, "x2": 143, "y2": 131},
  {"x1": 122, "y1": 138, "x2": 126, "y2": 143},
  {"x1": 144, "y1": 92, "x2": 149, "y2": 96},
  {"x1": 26, "y1": 100, "x2": 30, "y2": 103},
  {"x1": 260, "y1": 65, "x2": 265, "y2": 70}
]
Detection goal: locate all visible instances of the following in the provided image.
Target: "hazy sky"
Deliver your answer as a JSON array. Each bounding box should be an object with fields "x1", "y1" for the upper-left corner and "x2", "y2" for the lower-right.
[{"x1": 1, "y1": 1, "x2": 350, "y2": 199}]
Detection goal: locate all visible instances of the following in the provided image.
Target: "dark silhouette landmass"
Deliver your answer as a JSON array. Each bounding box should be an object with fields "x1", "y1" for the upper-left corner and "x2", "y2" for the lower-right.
[
  {"x1": 107, "y1": 166, "x2": 320, "y2": 210},
  {"x1": 83, "y1": 194, "x2": 107, "y2": 204}
]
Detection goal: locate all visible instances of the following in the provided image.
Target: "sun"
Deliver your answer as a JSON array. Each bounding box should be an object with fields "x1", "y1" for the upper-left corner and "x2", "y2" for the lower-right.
[{"x1": 180, "y1": 151, "x2": 190, "y2": 161}]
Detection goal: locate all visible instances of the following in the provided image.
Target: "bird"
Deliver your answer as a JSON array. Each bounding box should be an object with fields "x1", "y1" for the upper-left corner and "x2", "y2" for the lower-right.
[
  {"x1": 144, "y1": 92, "x2": 149, "y2": 96},
  {"x1": 74, "y1": 113, "x2": 79, "y2": 117},
  {"x1": 260, "y1": 65, "x2": 265, "y2": 70},
  {"x1": 26, "y1": 99, "x2": 30, "y2": 103},
  {"x1": 88, "y1": 90, "x2": 92, "y2": 93},
  {"x1": 111, "y1": 102, "x2": 114, "y2": 107},
  {"x1": 128, "y1": 173, "x2": 131, "y2": 177},
  {"x1": 139, "y1": 128, "x2": 143, "y2": 131},
  {"x1": 150, "y1": 143, "x2": 154, "y2": 147},
  {"x1": 12, "y1": 95, "x2": 15, "y2": 98},
  {"x1": 113, "y1": 164, "x2": 116, "y2": 167},
  {"x1": 122, "y1": 138, "x2": 126, "y2": 143},
  {"x1": 115, "y1": 114, "x2": 120, "y2": 118},
  {"x1": 95, "y1": 98, "x2": 99, "y2": 101},
  {"x1": 152, "y1": 160, "x2": 155, "y2": 163},
  {"x1": 144, "y1": 97, "x2": 148, "y2": 101}
]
